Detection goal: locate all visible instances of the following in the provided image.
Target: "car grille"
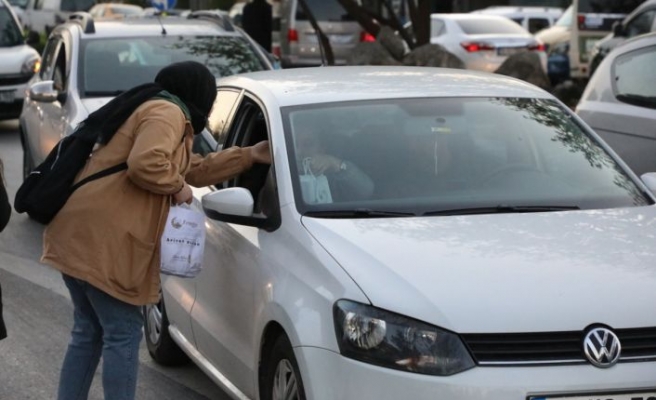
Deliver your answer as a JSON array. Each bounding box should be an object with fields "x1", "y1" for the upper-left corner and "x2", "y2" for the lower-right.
[
  {"x1": 0, "y1": 73, "x2": 33, "y2": 86},
  {"x1": 461, "y1": 327, "x2": 656, "y2": 366}
]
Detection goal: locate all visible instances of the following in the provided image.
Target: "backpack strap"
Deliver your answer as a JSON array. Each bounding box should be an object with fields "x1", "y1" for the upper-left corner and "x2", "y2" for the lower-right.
[{"x1": 71, "y1": 162, "x2": 128, "y2": 192}]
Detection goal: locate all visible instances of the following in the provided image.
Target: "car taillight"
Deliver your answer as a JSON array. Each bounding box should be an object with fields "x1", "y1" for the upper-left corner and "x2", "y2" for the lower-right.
[
  {"x1": 272, "y1": 45, "x2": 281, "y2": 58},
  {"x1": 529, "y1": 43, "x2": 546, "y2": 52},
  {"x1": 460, "y1": 42, "x2": 494, "y2": 52},
  {"x1": 577, "y1": 14, "x2": 586, "y2": 29},
  {"x1": 288, "y1": 28, "x2": 298, "y2": 42},
  {"x1": 360, "y1": 31, "x2": 376, "y2": 42}
]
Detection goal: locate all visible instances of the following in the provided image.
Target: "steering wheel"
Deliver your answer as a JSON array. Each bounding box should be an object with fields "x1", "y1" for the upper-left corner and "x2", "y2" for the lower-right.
[{"x1": 476, "y1": 163, "x2": 541, "y2": 186}]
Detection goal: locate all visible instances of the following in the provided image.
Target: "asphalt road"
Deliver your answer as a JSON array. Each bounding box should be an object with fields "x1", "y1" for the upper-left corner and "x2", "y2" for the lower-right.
[{"x1": 0, "y1": 120, "x2": 230, "y2": 400}]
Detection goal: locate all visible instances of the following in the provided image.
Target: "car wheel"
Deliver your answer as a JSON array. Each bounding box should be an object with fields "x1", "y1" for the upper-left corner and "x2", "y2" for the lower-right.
[
  {"x1": 142, "y1": 299, "x2": 190, "y2": 366},
  {"x1": 261, "y1": 334, "x2": 307, "y2": 400}
]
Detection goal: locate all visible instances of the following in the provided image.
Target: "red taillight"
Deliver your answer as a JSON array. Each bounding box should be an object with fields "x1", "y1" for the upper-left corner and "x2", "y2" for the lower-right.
[
  {"x1": 287, "y1": 29, "x2": 298, "y2": 42},
  {"x1": 460, "y1": 42, "x2": 494, "y2": 52},
  {"x1": 529, "y1": 43, "x2": 546, "y2": 52},
  {"x1": 577, "y1": 14, "x2": 586, "y2": 29},
  {"x1": 272, "y1": 45, "x2": 281, "y2": 58},
  {"x1": 360, "y1": 31, "x2": 376, "y2": 42}
]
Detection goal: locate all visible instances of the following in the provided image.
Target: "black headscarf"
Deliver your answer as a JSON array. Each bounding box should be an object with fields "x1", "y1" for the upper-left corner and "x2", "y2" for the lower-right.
[{"x1": 79, "y1": 61, "x2": 217, "y2": 145}]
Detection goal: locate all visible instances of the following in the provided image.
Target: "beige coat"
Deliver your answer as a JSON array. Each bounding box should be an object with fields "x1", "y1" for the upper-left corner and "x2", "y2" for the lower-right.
[{"x1": 42, "y1": 99, "x2": 253, "y2": 305}]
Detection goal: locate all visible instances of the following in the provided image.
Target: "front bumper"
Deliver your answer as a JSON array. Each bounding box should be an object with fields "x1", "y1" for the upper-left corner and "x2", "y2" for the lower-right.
[{"x1": 296, "y1": 346, "x2": 656, "y2": 399}]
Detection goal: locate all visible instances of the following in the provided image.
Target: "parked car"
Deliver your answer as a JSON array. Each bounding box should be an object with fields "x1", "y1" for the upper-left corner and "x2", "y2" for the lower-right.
[
  {"x1": 471, "y1": 6, "x2": 563, "y2": 34},
  {"x1": 6, "y1": 0, "x2": 26, "y2": 23},
  {"x1": 88, "y1": 2, "x2": 143, "y2": 19},
  {"x1": 277, "y1": 0, "x2": 375, "y2": 67},
  {"x1": 146, "y1": 65, "x2": 656, "y2": 400},
  {"x1": 430, "y1": 13, "x2": 547, "y2": 73},
  {"x1": 0, "y1": 0, "x2": 40, "y2": 120},
  {"x1": 589, "y1": 0, "x2": 656, "y2": 76},
  {"x1": 577, "y1": 32, "x2": 656, "y2": 176},
  {"x1": 535, "y1": 5, "x2": 573, "y2": 84},
  {"x1": 19, "y1": 11, "x2": 273, "y2": 179},
  {"x1": 21, "y1": 0, "x2": 95, "y2": 35}
]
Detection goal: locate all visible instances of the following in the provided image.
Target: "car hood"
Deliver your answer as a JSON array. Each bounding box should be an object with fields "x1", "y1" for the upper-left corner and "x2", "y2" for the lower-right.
[
  {"x1": 302, "y1": 207, "x2": 656, "y2": 333},
  {"x1": 0, "y1": 44, "x2": 38, "y2": 74},
  {"x1": 535, "y1": 25, "x2": 569, "y2": 45}
]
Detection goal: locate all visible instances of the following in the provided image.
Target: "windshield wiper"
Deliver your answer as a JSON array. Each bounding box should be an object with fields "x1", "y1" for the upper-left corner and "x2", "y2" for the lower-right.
[
  {"x1": 616, "y1": 93, "x2": 656, "y2": 109},
  {"x1": 84, "y1": 90, "x2": 125, "y2": 97},
  {"x1": 423, "y1": 204, "x2": 580, "y2": 216},
  {"x1": 304, "y1": 208, "x2": 416, "y2": 218}
]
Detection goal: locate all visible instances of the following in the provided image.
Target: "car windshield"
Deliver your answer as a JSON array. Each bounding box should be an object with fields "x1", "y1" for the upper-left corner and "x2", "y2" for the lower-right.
[
  {"x1": 79, "y1": 36, "x2": 266, "y2": 97},
  {"x1": 577, "y1": 0, "x2": 644, "y2": 14},
  {"x1": 284, "y1": 97, "x2": 652, "y2": 216},
  {"x1": 457, "y1": 17, "x2": 529, "y2": 34},
  {"x1": 7, "y1": 0, "x2": 27, "y2": 7},
  {"x1": 555, "y1": 5, "x2": 572, "y2": 26},
  {"x1": 0, "y1": 5, "x2": 23, "y2": 47},
  {"x1": 296, "y1": 0, "x2": 353, "y2": 21}
]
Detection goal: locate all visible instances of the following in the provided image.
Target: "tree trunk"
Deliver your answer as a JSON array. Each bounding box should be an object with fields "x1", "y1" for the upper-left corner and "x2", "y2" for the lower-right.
[
  {"x1": 298, "y1": 0, "x2": 335, "y2": 65},
  {"x1": 336, "y1": 0, "x2": 381, "y2": 36}
]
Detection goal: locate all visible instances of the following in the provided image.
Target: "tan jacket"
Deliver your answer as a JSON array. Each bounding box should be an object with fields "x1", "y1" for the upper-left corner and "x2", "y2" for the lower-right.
[{"x1": 42, "y1": 99, "x2": 253, "y2": 305}]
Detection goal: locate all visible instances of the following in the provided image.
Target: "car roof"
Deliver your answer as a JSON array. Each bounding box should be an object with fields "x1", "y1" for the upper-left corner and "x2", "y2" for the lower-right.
[
  {"x1": 218, "y1": 66, "x2": 553, "y2": 108},
  {"x1": 71, "y1": 17, "x2": 242, "y2": 39},
  {"x1": 615, "y1": 31, "x2": 656, "y2": 50}
]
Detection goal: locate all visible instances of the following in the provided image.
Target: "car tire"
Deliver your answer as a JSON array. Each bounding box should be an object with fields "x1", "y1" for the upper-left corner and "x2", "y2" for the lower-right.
[
  {"x1": 142, "y1": 299, "x2": 190, "y2": 366},
  {"x1": 261, "y1": 334, "x2": 307, "y2": 400}
]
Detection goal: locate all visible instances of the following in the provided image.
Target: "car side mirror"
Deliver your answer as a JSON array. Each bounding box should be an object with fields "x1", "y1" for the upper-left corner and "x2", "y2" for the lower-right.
[
  {"x1": 612, "y1": 21, "x2": 625, "y2": 37},
  {"x1": 28, "y1": 81, "x2": 58, "y2": 103},
  {"x1": 640, "y1": 173, "x2": 656, "y2": 194},
  {"x1": 203, "y1": 187, "x2": 254, "y2": 218}
]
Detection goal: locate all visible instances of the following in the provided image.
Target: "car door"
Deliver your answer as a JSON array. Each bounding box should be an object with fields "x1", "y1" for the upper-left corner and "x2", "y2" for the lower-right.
[{"x1": 189, "y1": 92, "x2": 277, "y2": 399}]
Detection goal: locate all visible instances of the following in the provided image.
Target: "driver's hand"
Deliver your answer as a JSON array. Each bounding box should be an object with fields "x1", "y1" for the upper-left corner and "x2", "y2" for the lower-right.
[{"x1": 309, "y1": 154, "x2": 341, "y2": 174}]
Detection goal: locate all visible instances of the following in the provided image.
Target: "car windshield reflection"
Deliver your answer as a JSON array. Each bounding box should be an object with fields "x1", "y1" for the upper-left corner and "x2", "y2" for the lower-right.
[{"x1": 283, "y1": 97, "x2": 652, "y2": 217}]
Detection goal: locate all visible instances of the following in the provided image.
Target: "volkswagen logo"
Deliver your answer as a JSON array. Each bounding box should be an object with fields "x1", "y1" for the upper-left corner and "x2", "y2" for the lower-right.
[{"x1": 583, "y1": 327, "x2": 621, "y2": 368}]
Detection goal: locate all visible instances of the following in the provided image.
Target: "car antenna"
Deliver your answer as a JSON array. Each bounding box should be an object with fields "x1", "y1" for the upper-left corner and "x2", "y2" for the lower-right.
[{"x1": 156, "y1": 13, "x2": 167, "y2": 35}]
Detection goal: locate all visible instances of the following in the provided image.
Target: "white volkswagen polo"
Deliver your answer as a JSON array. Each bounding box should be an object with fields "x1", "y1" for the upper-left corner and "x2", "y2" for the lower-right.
[{"x1": 145, "y1": 66, "x2": 656, "y2": 400}]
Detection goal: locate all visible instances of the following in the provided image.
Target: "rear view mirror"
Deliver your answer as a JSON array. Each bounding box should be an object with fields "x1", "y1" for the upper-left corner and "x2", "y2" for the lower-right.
[
  {"x1": 28, "y1": 81, "x2": 58, "y2": 103},
  {"x1": 612, "y1": 21, "x2": 625, "y2": 37},
  {"x1": 640, "y1": 173, "x2": 656, "y2": 194}
]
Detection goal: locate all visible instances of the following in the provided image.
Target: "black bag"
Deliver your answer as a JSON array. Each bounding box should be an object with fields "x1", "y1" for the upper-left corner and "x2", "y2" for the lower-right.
[{"x1": 14, "y1": 131, "x2": 127, "y2": 224}]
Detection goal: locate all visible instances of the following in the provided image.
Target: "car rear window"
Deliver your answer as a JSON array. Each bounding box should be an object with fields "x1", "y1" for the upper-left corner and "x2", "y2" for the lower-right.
[
  {"x1": 577, "y1": 0, "x2": 644, "y2": 14},
  {"x1": 296, "y1": 0, "x2": 353, "y2": 21},
  {"x1": 0, "y1": 6, "x2": 23, "y2": 47},
  {"x1": 457, "y1": 17, "x2": 529, "y2": 34}
]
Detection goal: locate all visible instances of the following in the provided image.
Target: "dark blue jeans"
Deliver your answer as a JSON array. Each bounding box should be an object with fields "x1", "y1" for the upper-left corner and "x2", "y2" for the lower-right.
[{"x1": 58, "y1": 274, "x2": 143, "y2": 400}]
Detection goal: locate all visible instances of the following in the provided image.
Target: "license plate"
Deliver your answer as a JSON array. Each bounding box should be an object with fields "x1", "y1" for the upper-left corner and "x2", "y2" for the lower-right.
[
  {"x1": 307, "y1": 34, "x2": 353, "y2": 44},
  {"x1": 498, "y1": 47, "x2": 525, "y2": 56},
  {"x1": 0, "y1": 91, "x2": 15, "y2": 103},
  {"x1": 530, "y1": 391, "x2": 656, "y2": 400}
]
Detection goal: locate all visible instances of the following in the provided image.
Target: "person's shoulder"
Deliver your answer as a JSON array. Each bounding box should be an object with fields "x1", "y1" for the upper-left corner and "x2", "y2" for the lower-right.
[{"x1": 135, "y1": 99, "x2": 187, "y2": 125}]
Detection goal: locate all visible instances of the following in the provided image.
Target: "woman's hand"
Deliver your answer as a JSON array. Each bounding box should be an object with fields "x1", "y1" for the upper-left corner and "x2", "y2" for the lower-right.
[
  {"x1": 250, "y1": 141, "x2": 271, "y2": 164},
  {"x1": 173, "y1": 183, "x2": 193, "y2": 205},
  {"x1": 309, "y1": 154, "x2": 342, "y2": 174}
]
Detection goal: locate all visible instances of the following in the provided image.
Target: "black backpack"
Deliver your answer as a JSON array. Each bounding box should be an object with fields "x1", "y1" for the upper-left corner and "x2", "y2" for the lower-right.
[{"x1": 14, "y1": 130, "x2": 127, "y2": 224}]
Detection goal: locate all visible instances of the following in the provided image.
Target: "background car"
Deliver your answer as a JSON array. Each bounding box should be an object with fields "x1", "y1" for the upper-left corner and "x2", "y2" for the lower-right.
[
  {"x1": 0, "y1": 0, "x2": 40, "y2": 121},
  {"x1": 430, "y1": 13, "x2": 547, "y2": 73},
  {"x1": 535, "y1": 5, "x2": 573, "y2": 84},
  {"x1": 471, "y1": 5, "x2": 563, "y2": 34},
  {"x1": 88, "y1": 2, "x2": 143, "y2": 19},
  {"x1": 588, "y1": 0, "x2": 656, "y2": 75},
  {"x1": 19, "y1": 11, "x2": 273, "y2": 179},
  {"x1": 146, "y1": 66, "x2": 656, "y2": 400},
  {"x1": 577, "y1": 32, "x2": 656, "y2": 176},
  {"x1": 20, "y1": 0, "x2": 95, "y2": 35}
]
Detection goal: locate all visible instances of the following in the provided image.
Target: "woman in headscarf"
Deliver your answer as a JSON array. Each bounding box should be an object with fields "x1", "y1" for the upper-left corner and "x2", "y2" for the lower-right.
[{"x1": 41, "y1": 61, "x2": 270, "y2": 400}]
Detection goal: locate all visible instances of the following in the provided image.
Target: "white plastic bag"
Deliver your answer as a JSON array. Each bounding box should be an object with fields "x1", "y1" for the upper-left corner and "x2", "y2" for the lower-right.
[
  {"x1": 160, "y1": 204, "x2": 206, "y2": 278},
  {"x1": 299, "y1": 157, "x2": 333, "y2": 204}
]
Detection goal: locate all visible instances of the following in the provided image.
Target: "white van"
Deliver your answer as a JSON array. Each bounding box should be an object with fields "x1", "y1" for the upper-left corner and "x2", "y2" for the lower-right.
[
  {"x1": 21, "y1": 0, "x2": 94, "y2": 35},
  {"x1": 276, "y1": 0, "x2": 373, "y2": 67},
  {"x1": 472, "y1": 6, "x2": 564, "y2": 34}
]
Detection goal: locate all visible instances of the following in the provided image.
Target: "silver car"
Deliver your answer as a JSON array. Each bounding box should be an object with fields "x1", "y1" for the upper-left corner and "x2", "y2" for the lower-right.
[
  {"x1": 430, "y1": 13, "x2": 547, "y2": 73},
  {"x1": 19, "y1": 11, "x2": 273, "y2": 179},
  {"x1": 577, "y1": 32, "x2": 656, "y2": 177}
]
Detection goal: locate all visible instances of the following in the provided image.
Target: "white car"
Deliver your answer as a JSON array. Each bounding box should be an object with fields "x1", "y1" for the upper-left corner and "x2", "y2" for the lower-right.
[
  {"x1": 0, "y1": 0, "x2": 40, "y2": 120},
  {"x1": 430, "y1": 13, "x2": 547, "y2": 73},
  {"x1": 145, "y1": 66, "x2": 656, "y2": 400},
  {"x1": 577, "y1": 32, "x2": 656, "y2": 177},
  {"x1": 472, "y1": 6, "x2": 564, "y2": 34}
]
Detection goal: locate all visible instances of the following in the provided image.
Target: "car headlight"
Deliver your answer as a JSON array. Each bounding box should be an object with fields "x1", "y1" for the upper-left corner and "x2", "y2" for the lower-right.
[
  {"x1": 21, "y1": 55, "x2": 41, "y2": 76},
  {"x1": 333, "y1": 300, "x2": 475, "y2": 376},
  {"x1": 549, "y1": 41, "x2": 569, "y2": 56}
]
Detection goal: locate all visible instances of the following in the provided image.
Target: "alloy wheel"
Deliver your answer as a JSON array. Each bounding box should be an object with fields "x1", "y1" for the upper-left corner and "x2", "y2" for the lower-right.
[
  {"x1": 145, "y1": 302, "x2": 163, "y2": 344},
  {"x1": 272, "y1": 359, "x2": 299, "y2": 400}
]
